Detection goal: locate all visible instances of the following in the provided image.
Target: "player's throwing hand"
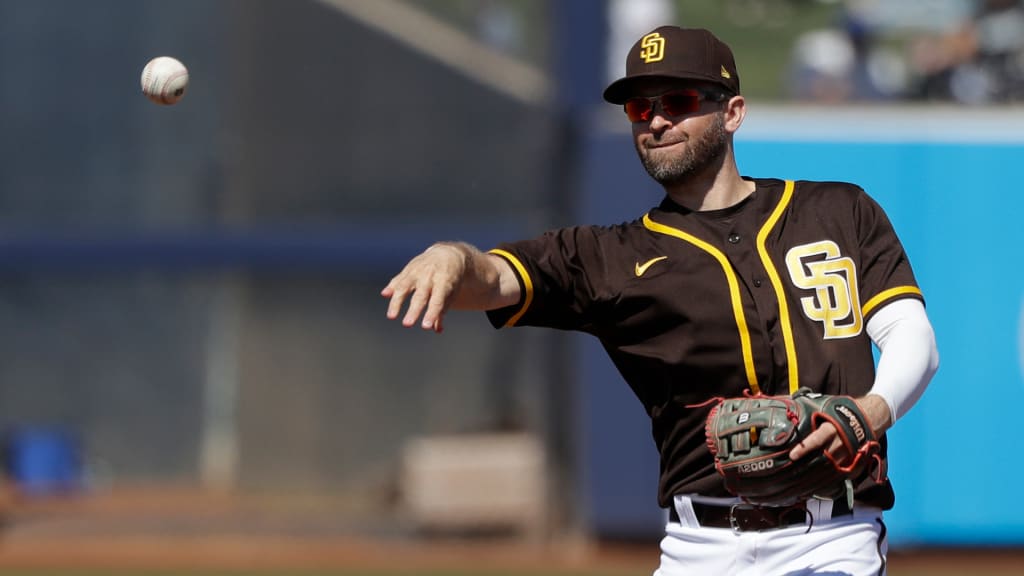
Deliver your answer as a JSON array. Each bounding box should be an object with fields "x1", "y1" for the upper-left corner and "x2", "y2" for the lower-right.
[{"x1": 382, "y1": 242, "x2": 520, "y2": 333}]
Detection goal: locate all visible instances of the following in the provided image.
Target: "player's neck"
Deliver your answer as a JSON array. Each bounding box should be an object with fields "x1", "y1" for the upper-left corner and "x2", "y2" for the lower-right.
[{"x1": 663, "y1": 162, "x2": 754, "y2": 212}]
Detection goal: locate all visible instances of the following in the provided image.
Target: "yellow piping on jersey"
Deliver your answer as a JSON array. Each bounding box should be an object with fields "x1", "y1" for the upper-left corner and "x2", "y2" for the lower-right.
[
  {"x1": 756, "y1": 179, "x2": 800, "y2": 394},
  {"x1": 642, "y1": 214, "x2": 761, "y2": 393},
  {"x1": 863, "y1": 286, "x2": 923, "y2": 318},
  {"x1": 488, "y1": 249, "x2": 533, "y2": 327}
]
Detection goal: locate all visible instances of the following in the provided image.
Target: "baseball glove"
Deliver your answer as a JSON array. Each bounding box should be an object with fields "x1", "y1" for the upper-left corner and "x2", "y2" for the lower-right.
[{"x1": 704, "y1": 388, "x2": 884, "y2": 507}]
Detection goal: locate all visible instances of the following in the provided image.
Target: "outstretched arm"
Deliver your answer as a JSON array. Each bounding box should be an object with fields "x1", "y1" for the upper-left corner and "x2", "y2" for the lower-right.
[{"x1": 381, "y1": 242, "x2": 521, "y2": 333}]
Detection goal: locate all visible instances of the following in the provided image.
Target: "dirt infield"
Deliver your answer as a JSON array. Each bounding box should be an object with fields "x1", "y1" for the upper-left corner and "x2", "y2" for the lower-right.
[
  {"x1": 0, "y1": 486, "x2": 652, "y2": 574},
  {"x1": 0, "y1": 487, "x2": 1019, "y2": 575},
  {"x1": 887, "y1": 548, "x2": 1024, "y2": 576}
]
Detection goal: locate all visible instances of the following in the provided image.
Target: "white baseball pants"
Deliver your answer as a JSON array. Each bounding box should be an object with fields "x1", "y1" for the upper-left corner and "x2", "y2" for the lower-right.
[{"x1": 654, "y1": 495, "x2": 888, "y2": 576}]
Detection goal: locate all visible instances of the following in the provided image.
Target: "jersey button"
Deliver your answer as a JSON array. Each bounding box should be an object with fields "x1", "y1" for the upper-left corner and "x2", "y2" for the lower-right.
[
  {"x1": 753, "y1": 278, "x2": 763, "y2": 287},
  {"x1": 727, "y1": 233, "x2": 741, "y2": 244}
]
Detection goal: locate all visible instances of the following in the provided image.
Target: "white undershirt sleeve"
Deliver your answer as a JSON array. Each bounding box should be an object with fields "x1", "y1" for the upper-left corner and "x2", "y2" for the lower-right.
[{"x1": 866, "y1": 298, "x2": 940, "y2": 424}]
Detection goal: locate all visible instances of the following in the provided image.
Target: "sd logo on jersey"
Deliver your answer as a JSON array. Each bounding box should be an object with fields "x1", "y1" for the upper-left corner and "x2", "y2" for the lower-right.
[{"x1": 785, "y1": 241, "x2": 863, "y2": 339}]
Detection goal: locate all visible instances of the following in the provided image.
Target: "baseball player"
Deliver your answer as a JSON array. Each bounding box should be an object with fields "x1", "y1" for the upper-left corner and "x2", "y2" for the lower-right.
[{"x1": 382, "y1": 26, "x2": 939, "y2": 576}]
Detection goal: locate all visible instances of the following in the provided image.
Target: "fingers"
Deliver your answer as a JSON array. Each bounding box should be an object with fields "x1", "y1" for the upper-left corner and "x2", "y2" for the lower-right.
[
  {"x1": 381, "y1": 278, "x2": 413, "y2": 322},
  {"x1": 382, "y1": 272, "x2": 439, "y2": 329},
  {"x1": 789, "y1": 427, "x2": 826, "y2": 461},
  {"x1": 381, "y1": 247, "x2": 462, "y2": 331},
  {"x1": 402, "y1": 279, "x2": 434, "y2": 328},
  {"x1": 790, "y1": 423, "x2": 847, "y2": 461}
]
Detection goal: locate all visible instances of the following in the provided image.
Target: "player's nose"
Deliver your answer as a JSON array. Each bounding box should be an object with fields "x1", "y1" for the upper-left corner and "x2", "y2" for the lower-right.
[{"x1": 648, "y1": 112, "x2": 673, "y2": 133}]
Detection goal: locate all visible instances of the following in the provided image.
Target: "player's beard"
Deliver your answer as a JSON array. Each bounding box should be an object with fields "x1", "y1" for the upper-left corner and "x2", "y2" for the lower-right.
[{"x1": 636, "y1": 112, "x2": 728, "y2": 187}]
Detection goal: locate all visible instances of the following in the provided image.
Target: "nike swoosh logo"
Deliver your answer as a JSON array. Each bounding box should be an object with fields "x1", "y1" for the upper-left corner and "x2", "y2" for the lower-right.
[{"x1": 635, "y1": 256, "x2": 668, "y2": 277}]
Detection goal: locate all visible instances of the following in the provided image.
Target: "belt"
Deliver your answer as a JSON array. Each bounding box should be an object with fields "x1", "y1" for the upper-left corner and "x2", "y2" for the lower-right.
[{"x1": 669, "y1": 498, "x2": 853, "y2": 532}]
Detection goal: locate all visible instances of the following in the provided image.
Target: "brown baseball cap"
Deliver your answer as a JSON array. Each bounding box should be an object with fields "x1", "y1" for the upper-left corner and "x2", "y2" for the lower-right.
[{"x1": 603, "y1": 26, "x2": 740, "y2": 104}]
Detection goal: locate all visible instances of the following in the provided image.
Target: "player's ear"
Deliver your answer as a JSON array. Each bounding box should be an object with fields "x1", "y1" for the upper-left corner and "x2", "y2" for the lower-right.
[{"x1": 722, "y1": 94, "x2": 746, "y2": 134}]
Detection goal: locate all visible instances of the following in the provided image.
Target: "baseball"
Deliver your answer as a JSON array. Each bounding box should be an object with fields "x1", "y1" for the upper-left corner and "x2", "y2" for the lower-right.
[{"x1": 141, "y1": 56, "x2": 189, "y2": 105}]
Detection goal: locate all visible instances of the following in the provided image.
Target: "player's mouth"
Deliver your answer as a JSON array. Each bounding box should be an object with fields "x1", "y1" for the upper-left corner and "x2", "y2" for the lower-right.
[{"x1": 646, "y1": 139, "x2": 685, "y2": 150}]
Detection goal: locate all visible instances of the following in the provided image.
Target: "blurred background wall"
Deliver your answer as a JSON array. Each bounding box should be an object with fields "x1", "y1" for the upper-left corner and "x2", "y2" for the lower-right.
[{"x1": 0, "y1": 0, "x2": 1019, "y2": 553}]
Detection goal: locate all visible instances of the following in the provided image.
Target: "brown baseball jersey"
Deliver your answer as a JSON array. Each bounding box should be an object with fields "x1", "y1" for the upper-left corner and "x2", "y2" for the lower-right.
[{"x1": 486, "y1": 178, "x2": 924, "y2": 509}]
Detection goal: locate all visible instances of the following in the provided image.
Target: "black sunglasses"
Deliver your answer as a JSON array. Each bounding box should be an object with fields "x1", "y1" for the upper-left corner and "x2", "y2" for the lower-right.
[{"x1": 623, "y1": 89, "x2": 729, "y2": 122}]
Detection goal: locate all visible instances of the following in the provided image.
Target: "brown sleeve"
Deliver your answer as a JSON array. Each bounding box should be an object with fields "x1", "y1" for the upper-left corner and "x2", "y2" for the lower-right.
[
  {"x1": 853, "y1": 188, "x2": 925, "y2": 320},
  {"x1": 485, "y1": 226, "x2": 617, "y2": 331}
]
